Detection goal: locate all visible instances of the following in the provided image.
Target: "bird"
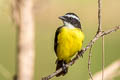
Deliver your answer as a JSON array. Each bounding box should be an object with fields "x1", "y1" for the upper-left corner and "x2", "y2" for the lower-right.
[{"x1": 54, "y1": 13, "x2": 85, "y2": 77}]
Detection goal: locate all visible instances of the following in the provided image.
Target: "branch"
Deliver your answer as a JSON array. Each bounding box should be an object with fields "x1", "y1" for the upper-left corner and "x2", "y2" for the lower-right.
[
  {"x1": 12, "y1": 0, "x2": 35, "y2": 80},
  {"x1": 102, "y1": 36, "x2": 104, "y2": 80},
  {"x1": 88, "y1": 0, "x2": 103, "y2": 79},
  {"x1": 42, "y1": 26, "x2": 120, "y2": 80},
  {"x1": 98, "y1": 0, "x2": 102, "y2": 33},
  {"x1": 93, "y1": 59, "x2": 120, "y2": 80},
  {"x1": 98, "y1": 0, "x2": 105, "y2": 79},
  {"x1": 88, "y1": 46, "x2": 93, "y2": 80}
]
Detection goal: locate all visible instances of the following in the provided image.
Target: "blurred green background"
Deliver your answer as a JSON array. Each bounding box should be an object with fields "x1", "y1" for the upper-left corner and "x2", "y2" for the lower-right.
[{"x1": 0, "y1": 0, "x2": 120, "y2": 80}]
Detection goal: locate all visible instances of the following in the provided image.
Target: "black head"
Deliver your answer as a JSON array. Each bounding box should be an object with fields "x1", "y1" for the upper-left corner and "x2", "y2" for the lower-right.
[{"x1": 59, "y1": 13, "x2": 81, "y2": 29}]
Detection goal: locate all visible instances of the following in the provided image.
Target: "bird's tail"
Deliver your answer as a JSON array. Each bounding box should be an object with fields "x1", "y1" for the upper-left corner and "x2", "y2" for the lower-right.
[{"x1": 56, "y1": 60, "x2": 68, "y2": 77}]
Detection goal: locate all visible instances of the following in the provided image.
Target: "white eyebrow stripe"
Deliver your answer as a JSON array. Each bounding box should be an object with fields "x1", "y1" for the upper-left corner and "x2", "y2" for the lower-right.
[{"x1": 65, "y1": 14, "x2": 80, "y2": 21}]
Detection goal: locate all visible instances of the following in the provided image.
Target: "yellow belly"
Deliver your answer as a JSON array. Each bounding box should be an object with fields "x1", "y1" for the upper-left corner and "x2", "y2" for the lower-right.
[{"x1": 57, "y1": 27, "x2": 84, "y2": 63}]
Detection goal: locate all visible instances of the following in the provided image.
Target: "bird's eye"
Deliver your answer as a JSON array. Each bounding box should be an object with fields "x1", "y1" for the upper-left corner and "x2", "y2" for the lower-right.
[{"x1": 69, "y1": 17, "x2": 72, "y2": 20}]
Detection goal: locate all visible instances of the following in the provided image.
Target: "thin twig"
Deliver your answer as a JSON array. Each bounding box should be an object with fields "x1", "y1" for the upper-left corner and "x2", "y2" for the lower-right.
[
  {"x1": 98, "y1": 0, "x2": 102, "y2": 33},
  {"x1": 102, "y1": 36, "x2": 104, "y2": 80},
  {"x1": 42, "y1": 26, "x2": 120, "y2": 80},
  {"x1": 88, "y1": 45, "x2": 93, "y2": 80},
  {"x1": 98, "y1": 0, "x2": 104, "y2": 79}
]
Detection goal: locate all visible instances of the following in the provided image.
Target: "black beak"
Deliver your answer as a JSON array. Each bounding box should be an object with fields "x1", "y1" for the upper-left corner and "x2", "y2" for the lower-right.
[{"x1": 59, "y1": 16, "x2": 66, "y2": 21}]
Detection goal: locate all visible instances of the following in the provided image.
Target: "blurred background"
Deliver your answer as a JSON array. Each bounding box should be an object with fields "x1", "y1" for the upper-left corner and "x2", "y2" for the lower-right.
[{"x1": 0, "y1": 0, "x2": 120, "y2": 80}]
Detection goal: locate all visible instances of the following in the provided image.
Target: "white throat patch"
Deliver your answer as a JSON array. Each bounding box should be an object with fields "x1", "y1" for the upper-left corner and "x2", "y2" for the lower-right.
[{"x1": 64, "y1": 21, "x2": 75, "y2": 29}]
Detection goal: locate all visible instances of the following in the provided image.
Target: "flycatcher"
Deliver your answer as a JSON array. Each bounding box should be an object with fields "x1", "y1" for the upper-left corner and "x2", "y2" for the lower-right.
[{"x1": 54, "y1": 13, "x2": 84, "y2": 77}]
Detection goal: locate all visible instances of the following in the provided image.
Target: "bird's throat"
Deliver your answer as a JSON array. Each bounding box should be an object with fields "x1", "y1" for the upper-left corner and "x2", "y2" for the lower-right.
[{"x1": 64, "y1": 22, "x2": 75, "y2": 29}]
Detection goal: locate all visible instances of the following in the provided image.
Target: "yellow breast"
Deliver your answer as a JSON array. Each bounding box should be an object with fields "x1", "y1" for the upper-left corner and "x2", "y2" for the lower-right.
[{"x1": 57, "y1": 27, "x2": 84, "y2": 62}]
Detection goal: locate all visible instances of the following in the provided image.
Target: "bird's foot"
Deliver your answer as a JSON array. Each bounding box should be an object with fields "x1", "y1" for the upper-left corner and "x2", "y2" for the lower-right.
[
  {"x1": 61, "y1": 62, "x2": 68, "y2": 75},
  {"x1": 78, "y1": 50, "x2": 83, "y2": 58},
  {"x1": 62, "y1": 62, "x2": 67, "y2": 72}
]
